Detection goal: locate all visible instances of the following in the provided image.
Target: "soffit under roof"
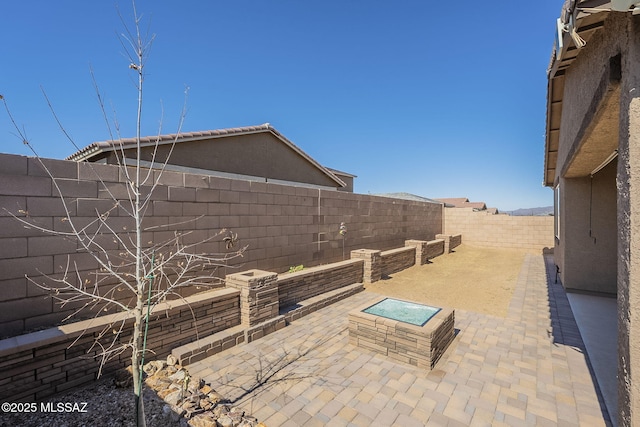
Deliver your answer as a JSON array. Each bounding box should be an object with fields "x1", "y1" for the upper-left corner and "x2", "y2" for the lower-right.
[
  {"x1": 564, "y1": 83, "x2": 620, "y2": 178},
  {"x1": 544, "y1": 1, "x2": 612, "y2": 186}
]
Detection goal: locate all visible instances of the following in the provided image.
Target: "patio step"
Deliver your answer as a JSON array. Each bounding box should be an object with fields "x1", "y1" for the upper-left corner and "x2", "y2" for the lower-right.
[
  {"x1": 172, "y1": 282, "x2": 363, "y2": 366},
  {"x1": 171, "y1": 325, "x2": 246, "y2": 366},
  {"x1": 280, "y1": 282, "x2": 364, "y2": 323}
]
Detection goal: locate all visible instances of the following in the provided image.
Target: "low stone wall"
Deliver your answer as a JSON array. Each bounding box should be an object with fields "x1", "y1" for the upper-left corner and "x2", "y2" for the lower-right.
[
  {"x1": 0, "y1": 288, "x2": 240, "y2": 402},
  {"x1": 426, "y1": 239, "x2": 445, "y2": 259},
  {"x1": 436, "y1": 233, "x2": 462, "y2": 254},
  {"x1": 277, "y1": 259, "x2": 364, "y2": 309},
  {"x1": 380, "y1": 247, "x2": 415, "y2": 277},
  {"x1": 405, "y1": 239, "x2": 445, "y2": 265}
]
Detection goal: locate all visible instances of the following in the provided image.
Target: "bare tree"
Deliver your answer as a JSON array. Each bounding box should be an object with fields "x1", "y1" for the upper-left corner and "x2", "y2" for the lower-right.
[{"x1": 2, "y1": 3, "x2": 245, "y2": 426}]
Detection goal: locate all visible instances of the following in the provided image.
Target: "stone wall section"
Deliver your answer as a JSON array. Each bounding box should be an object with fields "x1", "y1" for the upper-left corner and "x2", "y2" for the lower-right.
[
  {"x1": 225, "y1": 270, "x2": 279, "y2": 327},
  {"x1": 277, "y1": 259, "x2": 364, "y2": 309},
  {"x1": 0, "y1": 287, "x2": 240, "y2": 402},
  {"x1": 380, "y1": 247, "x2": 415, "y2": 277},
  {"x1": 405, "y1": 239, "x2": 446, "y2": 265},
  {"x1": 350, "y1": 249, "x2": 382, "y2": 283},
  {"x1": 0, "y1": 153, "x2": 442, "y2": 337},
  {"x1": 443, "y1": 208, "x2": 554, "y2": 250},
  {"x1": 426, "y1": 239, "x2": 445, "y2": 260},
  {"x1": 436, "y1": 233, "x2": 462, "y2": 254}
]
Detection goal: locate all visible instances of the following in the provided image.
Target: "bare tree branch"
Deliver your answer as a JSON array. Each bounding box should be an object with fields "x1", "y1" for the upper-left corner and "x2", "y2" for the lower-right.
[{"x1": 2, "y1": 3, "x2": 246, "y2": 426}]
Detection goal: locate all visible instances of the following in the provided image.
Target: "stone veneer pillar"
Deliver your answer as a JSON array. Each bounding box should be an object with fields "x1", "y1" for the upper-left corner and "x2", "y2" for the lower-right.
[
  {"x1": 405, "y1": 240, "x2": 428, "y2": 266},
  {"x1": 436, "y1": 234, "x2": 452, "y2": 254},
  {"x1": 225, "y1": 269, "x2": 279, "y2": 327},
  {"x1": 350, "y1": 249, "x2": 381, "y2": 283}
]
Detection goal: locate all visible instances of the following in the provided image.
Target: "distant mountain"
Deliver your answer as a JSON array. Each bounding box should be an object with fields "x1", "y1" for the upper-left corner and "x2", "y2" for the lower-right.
[{"x1": 504, "y1": 206, "x2": 554, "y2": 216}]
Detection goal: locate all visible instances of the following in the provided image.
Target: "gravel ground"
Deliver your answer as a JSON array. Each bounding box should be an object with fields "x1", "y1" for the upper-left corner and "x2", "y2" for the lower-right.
[{"x1": 0, "y1": 376, "x2": 181, "y2": 427}]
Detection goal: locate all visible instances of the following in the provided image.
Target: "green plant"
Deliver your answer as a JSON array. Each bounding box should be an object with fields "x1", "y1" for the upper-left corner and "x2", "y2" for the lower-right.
[{"x1": 288, "y1": 265, "x2": 304, "y2": 273}]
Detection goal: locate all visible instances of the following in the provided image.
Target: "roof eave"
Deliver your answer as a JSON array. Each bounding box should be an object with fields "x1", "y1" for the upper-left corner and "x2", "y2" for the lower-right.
[{"x1": 544, "y1": 3, "x2": 610, "y2": 187}]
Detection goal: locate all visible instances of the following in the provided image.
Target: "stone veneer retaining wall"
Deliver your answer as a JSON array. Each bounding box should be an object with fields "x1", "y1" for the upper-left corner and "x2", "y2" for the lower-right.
[
  {"x1": 0, "y1": 288, "x2": 240, "y2": 402},
  {"x1": 436, "y1": 233, "x2": 462, "y2": 254},
  {"x1": 0, "y1": 153, "x2": 442, "y2": 337},
  {"x1": 380, "y1": 247, "x2": 416, "y2": 277},
  {"x1": 277, "y1": 259, "x2": 364, "y2": 309},
  {"x1": 443, "y1": 208, "x2": 554, "y2": 250}
]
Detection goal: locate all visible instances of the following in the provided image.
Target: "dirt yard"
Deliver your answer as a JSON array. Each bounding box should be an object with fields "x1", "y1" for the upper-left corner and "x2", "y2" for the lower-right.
[{"x1": 365, "y1": 244, "x2": 533, "y2": 317}]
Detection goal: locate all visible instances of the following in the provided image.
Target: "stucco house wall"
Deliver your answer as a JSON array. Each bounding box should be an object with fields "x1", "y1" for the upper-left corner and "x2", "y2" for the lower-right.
[
  {"x1": 552, "y1": 12, "x2": 623, "y2": 295},
  {"x1": 545, "y1": 8, "x2": 640, "y2": 426},
  {"x1": 558, "y1": 160, "x2": 617, "y2": 294}
]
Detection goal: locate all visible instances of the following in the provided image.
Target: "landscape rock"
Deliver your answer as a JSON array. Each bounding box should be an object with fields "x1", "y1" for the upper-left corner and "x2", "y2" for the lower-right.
[
  {"x1": 188, "y1": 413, "x2": 218, "y2": 427},
  {"x1": 215, "y1": 415, "x2": 234, "y2": 427},
  {"x1": 144, "y1": 360, "x2": 167, "y2": 376},
  {"x1": 167, "y1": 354, "x2": 178, "y2": 366},
  {"x1": 141, "y1": 358, "x2": 262, "y2": 427},
  {"x1": 166, "y1": 390, "x2": 185, "y2": 406},
  {"x1": 169, "y1": 369, "x2": 187, "y2": 382}
]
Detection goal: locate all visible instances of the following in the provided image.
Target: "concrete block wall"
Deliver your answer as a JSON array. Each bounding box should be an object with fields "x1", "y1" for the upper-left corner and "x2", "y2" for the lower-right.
[
  {"x1": 443, "y1": 208, "x2": 554, "y2": 250},
  {"x1": 380, "y1": 247, "x2": 415, "y2": 277},
  {"x1": 0, "y1": 287, "x2": 240, "y2": 402},
  {"x1": 0, "y1": 153, "x2": 442, "y2": 337}
]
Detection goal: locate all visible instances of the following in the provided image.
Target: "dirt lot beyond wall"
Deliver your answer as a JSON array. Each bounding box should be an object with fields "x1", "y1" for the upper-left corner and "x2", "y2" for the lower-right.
[{"x1": 365, "y1": 244, "x2": 532, "y2": 318}]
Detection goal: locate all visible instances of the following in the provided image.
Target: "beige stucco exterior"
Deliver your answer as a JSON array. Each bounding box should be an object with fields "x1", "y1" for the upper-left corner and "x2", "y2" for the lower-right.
[{"x1": 545, "y1": 8, "x2": 640, "y2": 426}]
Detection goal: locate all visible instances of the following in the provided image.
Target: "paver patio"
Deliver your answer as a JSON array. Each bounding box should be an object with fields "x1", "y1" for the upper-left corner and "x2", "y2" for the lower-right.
[{"x1": 188, "y1": 253, "x2": 612, "y2": 426}]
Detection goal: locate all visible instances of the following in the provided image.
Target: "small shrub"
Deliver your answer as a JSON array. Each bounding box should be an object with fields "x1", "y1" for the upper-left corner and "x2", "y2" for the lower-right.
[{"x1": 288, "y1": 265, "x2": 304, "y2": 273}]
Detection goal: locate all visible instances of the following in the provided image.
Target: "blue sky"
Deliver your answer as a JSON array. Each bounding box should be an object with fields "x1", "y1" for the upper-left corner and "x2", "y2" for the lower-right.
[{"x1": 1, "y1": 1, "x2": 562, "y2": 211}]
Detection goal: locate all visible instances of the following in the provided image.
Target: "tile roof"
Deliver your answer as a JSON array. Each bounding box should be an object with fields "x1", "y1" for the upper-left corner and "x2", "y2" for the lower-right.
[
  {"x1": 66, "y1": 123, "x2": 276, "y2": 161},
  {"x1": 435, "y1": 198, "x2": 469, "y2": 206},
  {"x1": 434, "y1": 198, "x2": 488, "y2": 210},
  {"x1": 376, "y1": 193, "x2": 443, "y2": 204}
]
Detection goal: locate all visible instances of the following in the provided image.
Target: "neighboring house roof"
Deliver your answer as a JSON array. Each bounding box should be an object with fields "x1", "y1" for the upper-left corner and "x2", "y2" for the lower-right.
[
  {"x1": 434, "y1": 198, "x2": 487, "y2": 210},
  {"x1": 376, "y1": 193, "x2": 443, "y2": 204},
  {"x1": 67, "y1": 123, "x2": 348, "y2": 189},
  {"x1": 325, "y1": 167, "x2": 357, "y2": 179},
  {"x1": 435, "y1": 198, "x2": 470, "y2": 207},
  {"x1": 544, "y1": 0, "x2": 618, "y2": 186}
]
